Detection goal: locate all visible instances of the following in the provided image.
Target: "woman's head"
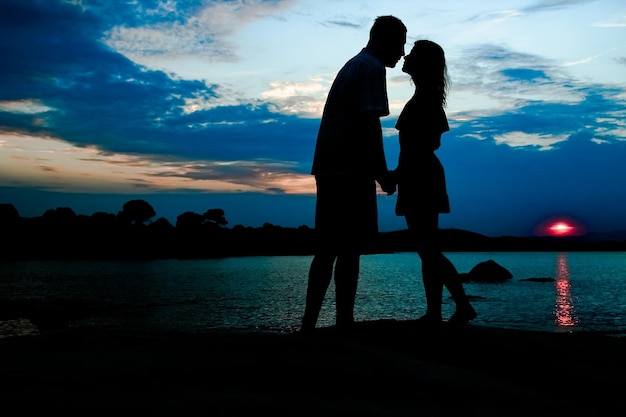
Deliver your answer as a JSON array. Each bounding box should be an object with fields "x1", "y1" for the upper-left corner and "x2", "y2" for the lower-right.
[{"x1": 402, "y1": 40, "x2": 448, "y2": 105}]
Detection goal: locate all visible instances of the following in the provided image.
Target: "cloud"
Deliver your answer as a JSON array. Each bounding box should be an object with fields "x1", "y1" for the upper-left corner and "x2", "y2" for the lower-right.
[
  {"x1": 103, "y1": 0, "x2": 295, "y2": 64},
  {"x1": 466, "y1": 8, "x2": 523, "y2": 24},
  {"x1": 493, "y1": 132, "x2": 568, "y2": 150},
  {"x1": 563, "y1": 55, "x2": 600, "y2": 67},
  {"x1": 0, "y1": 0, "x2": 319, "y2": 176},
  {"x1": 520, "y1": 0, "x2": 596, "y2": 13},
  {"x1": 0, "y1": 131, "x2": 315, "y2": 194},
  {"x1": 321, "y1": 19, "x2": 363, "y2": 29},
  {"x1": 261, "y1": 79, "x2": 328, "y2": 118},
  {"x1": 445, "y1": 42, "x2": 626, "y2": 152},
  {"x1": 0, "y1": 99, "x2": 55, "y2": 115},
  {"x1": 451, "y1": 44, "x2": 583, "y2": 107},
  {"x1": 593, "y1": 14, "x2": 626, "y2": 28}
]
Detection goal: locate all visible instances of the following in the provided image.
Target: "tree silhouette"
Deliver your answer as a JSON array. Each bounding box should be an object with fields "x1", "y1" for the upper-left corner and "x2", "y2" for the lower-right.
[
  {"x1": 0, "y1": 203, "x2": 19, "y2": 225},
  {"x1": 43, "y1": 207, "x2": 77, "y2": 223},
  {"x1": 176, "y1": 211, "x2": 204, "y2": 230},
  {"x1": 90, "y1": 211, "x2": 118, "y2": 229},
  {"x1": 176, "y1": 209, "x2": 228, "y2": 230},
  {"x1": 118, "y1": 199, "x2": 156, "y2": 225},
  {"x1": 150, "y1": 217, "x2": 174, "y2": 231},
  {"x1": 203, "y1": 208, "x2": 228, "y2": 226}
]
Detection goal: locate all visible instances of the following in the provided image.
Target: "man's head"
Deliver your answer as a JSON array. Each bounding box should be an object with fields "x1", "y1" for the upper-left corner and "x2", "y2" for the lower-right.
[{"x1": 367, "y1": 15, "x2": 407, "y2": 68}]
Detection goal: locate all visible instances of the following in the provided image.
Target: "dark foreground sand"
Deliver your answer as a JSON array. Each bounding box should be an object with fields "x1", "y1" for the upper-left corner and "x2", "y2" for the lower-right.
[{"x1": 1, "y1": 320, "x2": 625, "y2": 416}]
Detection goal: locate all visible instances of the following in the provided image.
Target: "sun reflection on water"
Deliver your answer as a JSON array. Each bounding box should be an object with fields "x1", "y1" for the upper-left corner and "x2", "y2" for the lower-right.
[{"x1": 554, "y1": 253, "x2": 579, "y2": 328}]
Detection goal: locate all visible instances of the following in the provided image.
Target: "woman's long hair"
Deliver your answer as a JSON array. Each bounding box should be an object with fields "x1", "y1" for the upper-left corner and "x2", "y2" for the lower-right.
[{"x1": 407, "y1": 40, "x2": 448, "y2": 107}]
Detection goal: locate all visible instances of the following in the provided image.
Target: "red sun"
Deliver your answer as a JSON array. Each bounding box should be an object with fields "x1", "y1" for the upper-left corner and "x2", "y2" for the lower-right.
[
  {"x1": 534, "y1": 216, "x2": 587, "y2": 237},
  {"x1": 548, "y1": 222, "x2": 574, "y2": 236}
]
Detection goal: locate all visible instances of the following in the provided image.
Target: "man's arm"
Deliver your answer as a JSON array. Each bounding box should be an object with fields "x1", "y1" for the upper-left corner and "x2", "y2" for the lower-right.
[{"x1": 360, "y1": 112, "x2": 396, "y2": 195}]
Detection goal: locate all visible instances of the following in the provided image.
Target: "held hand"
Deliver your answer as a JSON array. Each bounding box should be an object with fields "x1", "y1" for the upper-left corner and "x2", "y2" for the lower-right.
[
  {"x1": 382, "y1": 182, "x2": 397, "y2": 196},
  {"x1": 379, "y1": 170, "x2": 397, "y2": 196}
]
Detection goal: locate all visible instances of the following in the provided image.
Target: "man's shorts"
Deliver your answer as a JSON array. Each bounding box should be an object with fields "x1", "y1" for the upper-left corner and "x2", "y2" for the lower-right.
[{"x1": 314, "y1": 175, "x2": 378, "y2": 255}]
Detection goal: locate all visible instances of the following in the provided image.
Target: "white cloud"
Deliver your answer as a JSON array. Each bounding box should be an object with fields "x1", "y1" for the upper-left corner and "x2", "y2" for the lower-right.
[
  {"x1": 460, "y1": 133, "x2": 487, "y2": 141},
  {"x1": 593, "y1": 14, "x2": 626, "y2": 28},
  {"x1": 260, "y1": 79, "x2": 328, "y2": 118},
  {"x1": 0, "y1": 99, "x2": 54, "y2": 114},
  {"x1": 562, "y1": 55, "x2": 599, "y2": 67},
  {"x1": 494, "y1": 131, "x2": 569, "y2": 150},
  {"x1": 103, "y1": 0, "x2": 294, "y2": 63}
]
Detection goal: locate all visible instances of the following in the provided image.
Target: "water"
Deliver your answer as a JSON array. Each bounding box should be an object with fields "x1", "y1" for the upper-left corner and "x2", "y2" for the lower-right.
[{"x1": 1, "y1": 252, "x2": 625, "y2": 338}]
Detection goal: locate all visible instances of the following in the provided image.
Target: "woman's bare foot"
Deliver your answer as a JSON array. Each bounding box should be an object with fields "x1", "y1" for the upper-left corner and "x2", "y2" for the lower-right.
[{"x1": 448, "y1": 306, "x2": 477, "y2": 326}]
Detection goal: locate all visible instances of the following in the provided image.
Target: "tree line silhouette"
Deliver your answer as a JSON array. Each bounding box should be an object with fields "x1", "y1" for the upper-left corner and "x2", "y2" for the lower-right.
[
  {"x1": 0, "y1": 199, "x2": 321, "y2": 260},
  {"x1": 1, "y1": 199, "x2": 624, "y2": 261}
]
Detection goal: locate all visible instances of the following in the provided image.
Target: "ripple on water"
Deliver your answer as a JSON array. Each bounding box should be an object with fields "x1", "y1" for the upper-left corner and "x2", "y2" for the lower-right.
[{"x1": 0, "y1": 318, "x2": 40, "y2": 338}]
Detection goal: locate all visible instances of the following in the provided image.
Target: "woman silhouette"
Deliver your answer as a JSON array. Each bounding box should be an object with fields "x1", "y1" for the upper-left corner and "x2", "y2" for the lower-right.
[{"x1": 393, "y1": 40, "x2": 476, "y2": 325}]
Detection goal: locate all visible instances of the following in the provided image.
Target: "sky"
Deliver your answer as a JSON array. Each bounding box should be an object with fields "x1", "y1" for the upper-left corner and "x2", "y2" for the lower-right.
[{"x1": 1, "y1": 0, "x2": 625, "y2": 237}]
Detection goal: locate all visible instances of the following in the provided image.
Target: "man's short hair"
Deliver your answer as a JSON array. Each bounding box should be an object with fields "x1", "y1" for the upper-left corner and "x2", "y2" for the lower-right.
[{"x1": 369, "y1": 15, "x2": 407, "y2": 44}]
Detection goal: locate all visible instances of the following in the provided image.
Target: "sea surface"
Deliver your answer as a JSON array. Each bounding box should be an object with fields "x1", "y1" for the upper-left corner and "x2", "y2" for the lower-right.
[{"x1": 1, "y1": 252, "x2": 625, "y2": 338}]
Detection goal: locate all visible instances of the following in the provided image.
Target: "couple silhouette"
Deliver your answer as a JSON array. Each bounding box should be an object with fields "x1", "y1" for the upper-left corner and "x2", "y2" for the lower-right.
[{"x1": 301, "y1": 16, "x2": 476, "y2": 333}]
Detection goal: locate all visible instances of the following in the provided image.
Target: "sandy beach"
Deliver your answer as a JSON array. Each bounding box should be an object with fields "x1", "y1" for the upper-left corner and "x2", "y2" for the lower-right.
[{"x1": 1, "y1": 319, "x2": 625, "y2": 416}]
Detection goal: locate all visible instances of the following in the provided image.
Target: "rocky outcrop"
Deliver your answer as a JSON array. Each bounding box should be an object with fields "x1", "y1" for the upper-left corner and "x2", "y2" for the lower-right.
[
  {"x1": 460, "y1": 259, "x2": 513, "y2": 283},
  {"x1": 520, "y1": 277, "x2": 555, "y2": 282}
]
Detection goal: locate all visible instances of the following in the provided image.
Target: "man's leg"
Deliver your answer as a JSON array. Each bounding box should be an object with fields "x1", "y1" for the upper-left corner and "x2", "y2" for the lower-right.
[
  {"x1": 301, "y1": 253, "x2": 335, "y2": 331},
  {"x1": 334, "y1": 253, "x2": 360, "y2": 328}
]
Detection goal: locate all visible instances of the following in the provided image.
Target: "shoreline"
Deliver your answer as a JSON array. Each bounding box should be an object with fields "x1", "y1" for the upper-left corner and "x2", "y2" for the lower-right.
[{"x1": 1, "y1": 319, "x2": 625, "y2": 416}]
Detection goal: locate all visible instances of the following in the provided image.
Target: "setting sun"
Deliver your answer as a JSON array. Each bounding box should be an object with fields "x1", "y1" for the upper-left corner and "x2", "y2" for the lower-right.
[
  {"x1": 534, "y1": 216, "x2": 587, "y2": 237},
  {"x1": 549, "y1": 222, "x2": 574, "y2": 236}
]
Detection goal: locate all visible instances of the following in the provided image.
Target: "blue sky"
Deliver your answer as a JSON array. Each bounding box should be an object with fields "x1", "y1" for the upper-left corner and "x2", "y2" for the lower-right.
[{"x1": 1, "y1": 0, "x2": 625, "y2": 237}]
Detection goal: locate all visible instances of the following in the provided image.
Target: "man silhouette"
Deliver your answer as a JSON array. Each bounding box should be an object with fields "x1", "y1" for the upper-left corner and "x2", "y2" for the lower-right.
[{"x1": 301, "y1": 15, "x2": 406, "y2": 332}]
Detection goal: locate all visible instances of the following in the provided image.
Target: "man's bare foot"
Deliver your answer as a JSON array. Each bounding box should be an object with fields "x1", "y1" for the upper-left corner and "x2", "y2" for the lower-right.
[{"x1": 416, "y1": 314, "x2": 443, "y2": 326}]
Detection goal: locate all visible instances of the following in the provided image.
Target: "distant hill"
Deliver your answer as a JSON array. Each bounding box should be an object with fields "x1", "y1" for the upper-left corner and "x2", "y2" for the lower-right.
[
  {"x1": 577, "y1": 230, "x2": 626, "y2": 242},
  {"x1": 375, "y1": 228, "x2": 626, "y2": 253}
]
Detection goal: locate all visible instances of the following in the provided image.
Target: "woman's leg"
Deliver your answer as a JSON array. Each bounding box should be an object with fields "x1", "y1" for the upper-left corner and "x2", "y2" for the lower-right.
[
  {"x1": 437, "y1": 253, "x2": 477, "y2": 325},
  {"x1": 407, "y1": 213, "x2": 445, "y2": 322},
  {"x1": 417, "y1": 248, "x2": 445, "y2": 322},
  {"x1": 407, "y1": 213, "x2": 476, "y2": 324}
]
